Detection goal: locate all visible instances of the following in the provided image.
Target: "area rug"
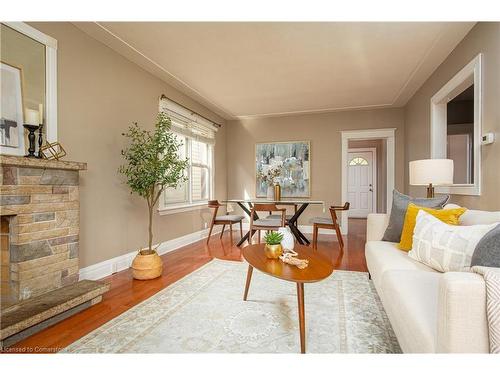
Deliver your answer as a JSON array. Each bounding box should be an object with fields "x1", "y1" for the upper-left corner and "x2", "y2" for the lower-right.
[{"x1": 63, "y1": 259, "x2": 401, "y2": 353}]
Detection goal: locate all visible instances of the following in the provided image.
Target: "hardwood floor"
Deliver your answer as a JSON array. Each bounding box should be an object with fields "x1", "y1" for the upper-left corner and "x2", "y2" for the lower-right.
[{"x1": 6, "y1": 218, "x2": 367, "y2": 353}]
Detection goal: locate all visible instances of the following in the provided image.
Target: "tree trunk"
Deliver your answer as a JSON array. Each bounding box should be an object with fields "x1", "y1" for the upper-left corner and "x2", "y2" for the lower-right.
[
  {"x1": 148, "y1": 201, "x2": 154, "y2": 252},
  {"x1": 146, "y1": 186, "x2": 162, "y2": 253}
]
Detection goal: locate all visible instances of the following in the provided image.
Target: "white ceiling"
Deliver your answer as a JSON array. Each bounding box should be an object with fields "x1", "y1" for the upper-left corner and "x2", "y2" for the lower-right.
[{"x1": 74, "y1": 22, "x2": 475, "y2": 120}]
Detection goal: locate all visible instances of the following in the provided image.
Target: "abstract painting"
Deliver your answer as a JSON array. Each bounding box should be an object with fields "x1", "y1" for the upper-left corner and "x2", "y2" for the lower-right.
[
  {"x1": 256, "y1": 141, "x2": 310, "y2": 198},
  {"x1": 0, "y1": 62, "x2": 25, "y2": 154}
]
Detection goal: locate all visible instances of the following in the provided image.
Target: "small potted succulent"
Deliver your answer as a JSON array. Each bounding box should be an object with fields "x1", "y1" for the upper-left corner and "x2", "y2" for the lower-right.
[{"x1": 264, "y1": 231, "x2": 284, "y2": 259}]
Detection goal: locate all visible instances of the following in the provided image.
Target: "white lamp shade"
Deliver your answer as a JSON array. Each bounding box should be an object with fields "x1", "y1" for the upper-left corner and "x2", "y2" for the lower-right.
[{"x1": 409, "y1": 159, "x2": 454, "y2": 186}]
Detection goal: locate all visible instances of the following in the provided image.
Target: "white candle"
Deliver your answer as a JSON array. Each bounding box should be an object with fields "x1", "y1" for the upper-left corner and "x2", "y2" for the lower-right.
[
  {"x1": 25, "y1": 108, "x2": 39, "y2": 126},
  {"x1": 38, "y1": 104, "x2": 43, "y2": 124}
]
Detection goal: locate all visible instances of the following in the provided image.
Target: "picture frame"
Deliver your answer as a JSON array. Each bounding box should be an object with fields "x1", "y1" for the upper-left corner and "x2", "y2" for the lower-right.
[
  {"x1": 255, "y1": 140, "x2": 311, "y2": 198},
  {"x1": 0, "y1": 61, "x2": 25, "y2": 156}
]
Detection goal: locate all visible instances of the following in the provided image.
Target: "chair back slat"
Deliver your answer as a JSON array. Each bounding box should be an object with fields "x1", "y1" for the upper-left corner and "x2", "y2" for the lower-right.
[
  {"x1": 208, "y1": 200, "x2": 220, "y2": 208},
  {"x1": 329, "y1": 202, "x2": 350, "y2": 223}
]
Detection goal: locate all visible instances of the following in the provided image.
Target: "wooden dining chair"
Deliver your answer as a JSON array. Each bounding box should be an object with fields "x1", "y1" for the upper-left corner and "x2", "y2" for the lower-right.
[
  {"x1": 265, "y1": 203, "x2": 297, "y2": 224},
  {"x1": 248, "y1": 203, "x2": 286, "y2": 244},
  {"x1": 206, "y1": 200, "x2": 245, "y2": 245},
  {"x1": 311, "y1": 202, "x2": 350, "y2": 250}
]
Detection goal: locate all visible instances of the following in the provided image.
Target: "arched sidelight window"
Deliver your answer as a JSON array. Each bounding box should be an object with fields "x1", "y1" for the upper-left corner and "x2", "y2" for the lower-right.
[{"x1": 349, "y1": 157, "x2": 368, "y2": 166}]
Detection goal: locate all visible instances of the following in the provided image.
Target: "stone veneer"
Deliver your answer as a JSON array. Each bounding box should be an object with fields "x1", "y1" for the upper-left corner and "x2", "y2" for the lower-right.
[{"x1": 0, "y1": 155, "x2": 87, "y2": 306}]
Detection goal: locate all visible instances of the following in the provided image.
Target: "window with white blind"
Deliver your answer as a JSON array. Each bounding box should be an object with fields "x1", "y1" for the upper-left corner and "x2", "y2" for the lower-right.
[{"x1": 158, "y1": 96, "x2": 217, "y2": 212}]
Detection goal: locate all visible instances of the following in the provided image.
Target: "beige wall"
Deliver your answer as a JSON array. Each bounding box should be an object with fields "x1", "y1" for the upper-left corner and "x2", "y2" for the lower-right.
[
  {"x1": 348, "y1": 139, "x2": 387, "y2": 213},
  {"x1": 28, "y1": 23, "x2": 227, "y2": 268},
  {"x1": 227, "y1": 108, "x2": 404, "y2": 224},
  {"x1": 405, "y1": 22, "x2": 500, "y2": 209}
]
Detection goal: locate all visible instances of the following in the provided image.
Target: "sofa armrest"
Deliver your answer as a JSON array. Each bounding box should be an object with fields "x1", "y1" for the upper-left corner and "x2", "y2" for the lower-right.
[
  {"x1": 366, "y1": 213, "x2": 389, "y2": 241},
  {"x1": 437, "y1": 272, "x2": 489, "y2": 353}
]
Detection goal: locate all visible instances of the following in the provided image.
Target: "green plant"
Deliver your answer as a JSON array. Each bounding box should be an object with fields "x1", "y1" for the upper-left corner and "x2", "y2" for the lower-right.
[
  {"x1": 119, "y1": 112, "x2": 189, "y2": 253},
  {"x1": 264, "y1": 231, "x2": 284, "y2": 245}
]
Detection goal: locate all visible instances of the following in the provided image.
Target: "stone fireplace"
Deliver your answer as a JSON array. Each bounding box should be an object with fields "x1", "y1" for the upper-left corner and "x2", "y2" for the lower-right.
[{"x1": 1, "y1": 155, "x2": 109, "y2": 348}]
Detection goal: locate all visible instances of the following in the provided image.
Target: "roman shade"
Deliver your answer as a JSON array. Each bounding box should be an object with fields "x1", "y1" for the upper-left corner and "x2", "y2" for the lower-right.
[{"x1": 159, "y1": 95, "x2": 218, "y2": 145}]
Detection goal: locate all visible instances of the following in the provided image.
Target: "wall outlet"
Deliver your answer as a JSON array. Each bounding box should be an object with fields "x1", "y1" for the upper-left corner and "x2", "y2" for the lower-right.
[{"x1": 204, "y1": 222, "x2": 208, "y2": 229}]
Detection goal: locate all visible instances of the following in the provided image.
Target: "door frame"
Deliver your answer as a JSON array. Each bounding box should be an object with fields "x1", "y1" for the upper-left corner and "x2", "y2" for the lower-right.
[
  {"x1": 347, "y1": 147, "x2": 377, "y2": 218},
  {"x1": 341, "y1": 128, "x2": 396, "y2": 234}
]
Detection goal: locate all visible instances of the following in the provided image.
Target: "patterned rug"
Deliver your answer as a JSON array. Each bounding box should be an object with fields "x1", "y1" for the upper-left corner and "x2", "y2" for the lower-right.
[{"x1": 63, "y1": 259, "x2": 401, "y2": 353}]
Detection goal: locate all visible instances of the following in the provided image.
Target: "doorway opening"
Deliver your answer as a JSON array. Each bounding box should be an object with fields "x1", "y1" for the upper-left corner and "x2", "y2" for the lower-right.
[{"x1": 341, "y1": 128, "x2": 396, "y2": 234}]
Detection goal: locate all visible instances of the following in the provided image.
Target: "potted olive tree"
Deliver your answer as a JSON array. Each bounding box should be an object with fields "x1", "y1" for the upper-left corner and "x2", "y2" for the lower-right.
[{"x1": 119, "y1": 112, "x2": 188, "y2": 280}]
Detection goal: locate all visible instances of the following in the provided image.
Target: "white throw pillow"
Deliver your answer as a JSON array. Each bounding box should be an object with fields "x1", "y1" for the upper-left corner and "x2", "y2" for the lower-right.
[{"x1": 408, "y1": 211, "x2": 497, "y2": 272}]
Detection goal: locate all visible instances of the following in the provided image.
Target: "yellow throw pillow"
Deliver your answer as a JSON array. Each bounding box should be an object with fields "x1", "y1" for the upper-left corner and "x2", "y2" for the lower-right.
[{"x1": 398, "y1": 203, "x2": 467, "y2": 251}]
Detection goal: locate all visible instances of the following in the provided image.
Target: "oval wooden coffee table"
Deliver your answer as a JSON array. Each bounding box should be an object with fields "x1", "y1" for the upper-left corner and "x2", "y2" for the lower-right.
[{"x1": 242, "y1": 244, "x2": 334, "y2": 353}]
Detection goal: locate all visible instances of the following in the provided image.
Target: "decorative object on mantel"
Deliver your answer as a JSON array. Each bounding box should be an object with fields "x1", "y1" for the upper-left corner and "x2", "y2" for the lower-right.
[
  {"x1": 22, "y1": 124, "x2": 39, "y2": 158},
  {"x1": 264, "y1": 231, "x2": 284, "y2": 259},
  {"x1": 37, "y1": 123, "x2": 44, "y2": 158},
  {"x1": 0, "y1": 61, "x2": 25, "y2": 155},
  {"x1": 256, "y1": 141, "x2": 311, "y2": 198},
  {"x1": 119, "y1": 112, "x2": 189, "y2": 280},
  {"x1": 279, "y1": 249, "x2": 309, "y2": 269},
  {"x1": 23, "y1": 104, "x2": 44, "y2": 158},
  {"x1": 40, "y1": 141, "x2": 67, "y2": 160},
  {"x1": 37, "y1": 103, "x2": 44, "y2": 158}
]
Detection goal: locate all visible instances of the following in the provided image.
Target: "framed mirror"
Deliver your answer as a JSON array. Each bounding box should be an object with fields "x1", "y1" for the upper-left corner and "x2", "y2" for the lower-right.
[
  {"x1": 0, "y1": 22, "x2": 57, "y2": 156},
  {"x1": 430, "y1": 54, "x2": 482, "y2": 196}
]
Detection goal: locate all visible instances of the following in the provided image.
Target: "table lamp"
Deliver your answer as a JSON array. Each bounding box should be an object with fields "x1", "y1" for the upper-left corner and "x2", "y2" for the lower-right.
[{"x1": 409, "y1": 159, "x2": 454, "y2": 198}]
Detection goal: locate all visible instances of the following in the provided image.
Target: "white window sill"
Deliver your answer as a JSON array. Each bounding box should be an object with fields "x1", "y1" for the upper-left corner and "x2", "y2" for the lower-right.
[{"x1": 158, "y1": 201, "x2": 208, "y2": 215}]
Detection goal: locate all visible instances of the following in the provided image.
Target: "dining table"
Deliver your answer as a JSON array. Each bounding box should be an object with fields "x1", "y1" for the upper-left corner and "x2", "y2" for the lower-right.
[{"x1": 223, "y1": 198, "x2": 325, "y2": 247}]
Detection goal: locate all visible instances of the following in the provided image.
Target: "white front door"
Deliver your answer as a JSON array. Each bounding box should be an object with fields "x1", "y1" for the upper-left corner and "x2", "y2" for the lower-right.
[{"x1": 347, "y1": 150, "x2": 375, "y2": 218}]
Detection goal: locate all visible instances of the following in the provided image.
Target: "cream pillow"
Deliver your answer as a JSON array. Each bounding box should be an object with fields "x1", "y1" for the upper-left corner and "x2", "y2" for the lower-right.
[{"x1": 409, "y1": 210, "x2": 497, "y2": 272}]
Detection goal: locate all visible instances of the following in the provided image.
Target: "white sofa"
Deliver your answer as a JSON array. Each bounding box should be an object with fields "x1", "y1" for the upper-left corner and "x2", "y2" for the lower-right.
[{"x1": 365, "y1": 206, "x2": 500, "y2": 353}]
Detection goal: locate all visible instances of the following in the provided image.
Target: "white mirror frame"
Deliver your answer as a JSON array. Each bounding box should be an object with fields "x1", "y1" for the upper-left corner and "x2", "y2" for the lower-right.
[
  {"x1": 3, "y1": 22, "x2": 58, "y2": 146},
  {"x1": 430, "y1": 53, "x2": 482, "y2": 196}
]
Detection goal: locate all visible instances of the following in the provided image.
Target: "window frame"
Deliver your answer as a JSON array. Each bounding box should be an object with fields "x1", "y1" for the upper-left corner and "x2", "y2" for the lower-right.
[
  {"x1": 430, "y1": 53, "x2": 482, "y2": 196},
  {"x1": 159, "y1": 133, "x2": 215, "y2": 215}
]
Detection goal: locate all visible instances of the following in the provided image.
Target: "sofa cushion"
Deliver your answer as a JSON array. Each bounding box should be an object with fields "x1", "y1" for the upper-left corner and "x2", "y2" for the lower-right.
[
  {"x1": 445, "y1": 204, "x2": 500, "y2": 225},
  {"x1": 382, "y1": 190, "x2": 449, "y2": 243},
  {"x1": 409, "y1": 211, "x2": 497, "y2": 272},
  {"x1": 399, "y1": 203, "x2": 466, "y2": 251},
  {"x1": 381, "y1": 270, "x2": 441, "y2": 353},
  {"x1": 471, "y1": 223, "x2": 500, "y2": 267},
  {"x1": 365, "y1": 240, "x2": 436, "y2": 291},
  {"x1": 215, "y1": 215, "x2": 245, "y2": 222}
]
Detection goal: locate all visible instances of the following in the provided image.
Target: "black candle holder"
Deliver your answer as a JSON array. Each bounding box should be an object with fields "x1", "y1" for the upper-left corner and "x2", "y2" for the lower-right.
[
  {"x1": 23, "y1": 124, "x2": 40, "y2": 158},
  {"x1": 37, "y1": 124, "x2": 44, "y2": 158}
]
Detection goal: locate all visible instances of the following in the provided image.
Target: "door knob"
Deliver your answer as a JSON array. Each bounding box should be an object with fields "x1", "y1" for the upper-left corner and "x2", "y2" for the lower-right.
[{"x1": 369, "y1": 188, "x2": 373, "y2": 192}]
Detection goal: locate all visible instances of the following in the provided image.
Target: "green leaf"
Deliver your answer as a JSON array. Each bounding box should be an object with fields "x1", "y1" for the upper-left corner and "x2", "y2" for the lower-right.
[
  {"x1": 264, "y1": 231, "x2": 284, "y2": 245},
  {"x1": 118, "y1": 112, "x2": 189, "y2": 203}
]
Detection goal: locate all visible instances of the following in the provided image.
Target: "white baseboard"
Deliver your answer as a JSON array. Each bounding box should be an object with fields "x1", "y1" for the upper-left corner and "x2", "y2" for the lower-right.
[{"x1": 79, "y1": 227, "x2": 221, "y2": 281}]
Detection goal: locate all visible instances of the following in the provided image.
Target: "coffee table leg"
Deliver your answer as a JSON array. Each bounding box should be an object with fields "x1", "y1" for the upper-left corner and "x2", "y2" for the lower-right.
[
  {"x1": 297, "y1": 282, "x2": 306, "y2": 353},
  {"x1": 243, "y1": 265, "x2": 253, "y2": 301}
]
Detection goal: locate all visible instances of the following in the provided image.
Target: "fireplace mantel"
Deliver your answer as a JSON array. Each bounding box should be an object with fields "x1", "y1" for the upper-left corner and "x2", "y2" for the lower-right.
[{"x1": 0, "y1": 155, "x2": 87, "y2": 171}]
